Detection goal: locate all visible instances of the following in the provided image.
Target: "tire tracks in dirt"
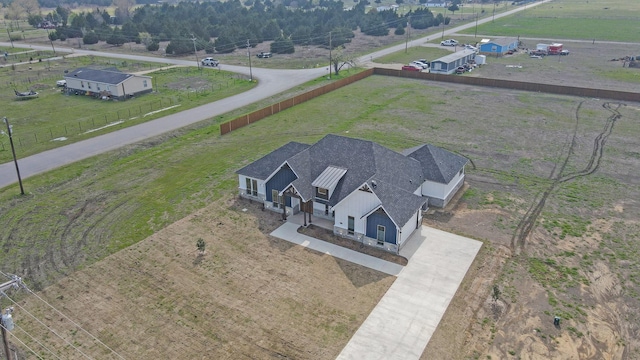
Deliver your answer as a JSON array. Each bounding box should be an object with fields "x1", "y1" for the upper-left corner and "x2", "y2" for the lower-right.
[{"x1": 510, "y1": 101, "x2": 623, "y2": 254}]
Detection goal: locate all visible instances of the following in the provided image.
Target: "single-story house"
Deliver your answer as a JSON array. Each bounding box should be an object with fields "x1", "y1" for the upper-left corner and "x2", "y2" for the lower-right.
[
  {"x1": 424, "y1": 0, "x2": 448, "y2": 7},
  {"x1": 479, "y1": 38, "x2": 519, "y2": 56},
  {"x1": 236, "y1": 134, "x2": 468, "y2": 253},
  {"x1": 429, "y1": 49, "x2": 477, "y2": 75},
  {"x1": 64, "y1": 67, "x2": 152, "y2": 100}
]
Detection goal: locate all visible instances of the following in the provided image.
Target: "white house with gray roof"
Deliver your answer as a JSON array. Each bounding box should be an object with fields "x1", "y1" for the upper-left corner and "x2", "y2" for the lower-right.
[
  {"x1": 236, "y1": 135, "x2": 467, "y2": 253},
  {"x1": 64, "y1": 67, "x2": 152, "y2": 100}
]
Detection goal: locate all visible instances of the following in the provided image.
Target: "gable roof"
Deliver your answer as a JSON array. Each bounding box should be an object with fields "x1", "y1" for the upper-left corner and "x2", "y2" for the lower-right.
[
  {"x1": 236, "y1": 142, "x2": 310, "y2": 180},
  {"x1": 368, "y1": 179, "x2": 427, "y2": 227},
  {"x1": 65, "y1": 67, "x2": 149, "y2": 85},
  {"x1": 403, "y1": 144, "x2": 468, "y2": 184},
  {"x1": 237, "y1": 135, "x2": 465, "y2": 226},
  {"x1": 432, "y1": 49, "x2": 476, "y2": 64}
]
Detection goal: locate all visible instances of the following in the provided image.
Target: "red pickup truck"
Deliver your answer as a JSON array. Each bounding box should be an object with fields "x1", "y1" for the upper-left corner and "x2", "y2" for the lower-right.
[{"x1": 401, "y1": 65, "x2": 421, "y2": 72}]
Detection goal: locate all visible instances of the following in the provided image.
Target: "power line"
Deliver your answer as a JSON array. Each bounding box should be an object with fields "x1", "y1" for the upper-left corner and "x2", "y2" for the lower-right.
[
  {"x1": 13, "y1": 324, "x2": 62, "y2": 360},
  {"x1": 22, "y1": 285, "x2": 126, "y2": 360},
  {"x1": 0, "y1": 323, "x2": 43, "y2": 360},
  {"x1": 2, "y1": 295, "x2": 94, "y2": 360}
]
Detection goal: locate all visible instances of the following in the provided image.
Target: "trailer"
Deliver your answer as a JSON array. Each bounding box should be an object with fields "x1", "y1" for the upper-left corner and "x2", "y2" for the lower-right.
[{"x1": 548, "y1": 43, "x2": 563, "y2": 55}]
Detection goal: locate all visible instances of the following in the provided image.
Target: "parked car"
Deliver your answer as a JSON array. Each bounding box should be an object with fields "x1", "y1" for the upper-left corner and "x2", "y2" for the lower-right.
[
  {"x1": 56, "y1": 79, "x2": 66, "y2": 87},
  {"x1": 401, "y1": 65, "x2": 421, "y2": 72},
  {"x1": 410, "y1": 60, "x2": 429, "y2": 69},
  {"x1": 560, "y1": 50, "x2": 570, "y2": 56},
  {"x1": 455, "y1": 66, "x2": 466, "y2": 74},
  {"x1": 201, "y1": 57, "x2": 219, "y2": 66},
  {"x1": 256, "y1": 52, "x2": 272, "y2": 58},
  {"x1": 440, "y1": 39, "x2": 458, "y2": 46}
]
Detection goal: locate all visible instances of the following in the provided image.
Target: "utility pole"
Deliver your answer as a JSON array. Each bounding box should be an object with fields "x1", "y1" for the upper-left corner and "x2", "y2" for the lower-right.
[
  {"x1": 191, "y1": 35, "x2": 199, "y2": 70},
  {"x1": 441, "y1": 9, "x2": 447, "y2": 40},
  {"x1": 5, "y1": 28, "x2": 13, "y2": 48},
  {"x1": 0, "y1": 275, "x2": 21, "y2": 360},
  {"x1": 246, "y1": 39, "x2": 253, "y2": 81},
  {"x1": 46, "y1": 29, "x2": 56, "y2": 54},
  {"x1": 404, "y1": 16, "x2": 410, "y2": 54},
  {"x1": 328, "y1": 31, "x2": 332, "y2": 79},
  {"x1": 492, "y1": 1, "x2": 496, "y2": 22},
  {"x1": 475, "y1": 12, "x2": 479, "y2": 39},
  {"x1": 3, "y1": 118, "x2": 24, "y2": 195}
]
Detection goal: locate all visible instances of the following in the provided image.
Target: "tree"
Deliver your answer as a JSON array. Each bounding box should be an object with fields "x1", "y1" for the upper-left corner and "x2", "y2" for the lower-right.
[
  {"x1": 56, "y1": 6, "x2": 70, "y2": 26},
  {"x1": 196, "y1": 238, "x2": 206, "y2": 254},
  {"x1": 14, "y1": 0, "x2": 40, "y2": 19},
  {"x1": 83, "y1": 31, "x2": 99, "y2": 44},
  {"x1": 330, "y1": 46, "x2": 356, "y2": 76},
  {"x1": 447, "y1": 4, "x2": 459, "y2": 14},
  {"x1": 394, "y1": 24, "x2": 404, "y2": 36},
  {"x1": 113, "y1": 0, "x2": 135, "y2": 22},
  {"x1": 492, "y1": 285, "x2": 501, "y2": 303},
  {"x1": 106, "y1": 28, "x2": 126, "y2": 46},
  {"x1": 27, "y1": 14, "x2": 43, "y2": 27},
  {"x1": 270, "y1": 36, "x2": 294, "y2": 54}
]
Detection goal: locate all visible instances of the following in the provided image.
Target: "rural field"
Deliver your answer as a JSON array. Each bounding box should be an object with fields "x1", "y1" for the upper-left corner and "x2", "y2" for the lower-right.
[
  {"x1": 0, "y1": 53, "x2": 253, "y2": 163},
  {"x1": 1, "y1": 70, "x2": 639, "y2": 358},
  {"x1": 0, "y1": 0, "x2": 640, "y2": 358}
]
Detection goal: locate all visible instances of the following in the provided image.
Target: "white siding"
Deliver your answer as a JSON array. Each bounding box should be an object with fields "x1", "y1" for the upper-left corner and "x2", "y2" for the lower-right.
[
  {"x1": 121, "y1": 76, "x2": 152, "y2": 95},
  {"x1": 333, "y1": 189, "x2": 381, "y2": 235},
  {"x1": 421, "y1": 170, "x2": 465, "y2": 201},
  {"x1": 398, "y1": 211, "x2": 420, "y2": 247},
  {"x1": 237, "y1": 175, "x2": 266, "y2": 200}
]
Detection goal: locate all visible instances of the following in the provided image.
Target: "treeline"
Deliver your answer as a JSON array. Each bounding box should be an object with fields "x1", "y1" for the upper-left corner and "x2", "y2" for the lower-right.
[{"x1": 44, "y1": 0, "x2": 448, "y2": 55}]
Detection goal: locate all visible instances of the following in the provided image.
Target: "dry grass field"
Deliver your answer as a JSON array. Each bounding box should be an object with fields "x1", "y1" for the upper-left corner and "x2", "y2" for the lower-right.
[{"x1": 13, "y1": 197, "x2": 394, "y2": 359}]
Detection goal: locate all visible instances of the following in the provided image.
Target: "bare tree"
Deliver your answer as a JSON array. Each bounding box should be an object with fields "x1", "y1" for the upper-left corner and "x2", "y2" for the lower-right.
[
  {"x1": 331, "y1": 46, "x2": 357, "y2": 77},
  {"x1": 113, "y1": 0, "x2": 135, "y2": 21}
]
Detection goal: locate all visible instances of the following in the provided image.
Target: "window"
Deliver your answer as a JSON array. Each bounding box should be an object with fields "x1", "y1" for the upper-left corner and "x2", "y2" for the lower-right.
[
  {"x1": 245, "y1": 178, "x2": 252, "y2": 195},
  {"x1": 81, "y1": 81, "x2": 85, "y2": 88},
  {"x1": 97, "y1": 84, "x2": 101, "y2": 91},
  {"x1": 377, "y1": 225, "x2": 386, "y2": 246},
  {"x1": 316, "y1": 187, "x2": 328, "y2": 200},
  {"x1": 347, "y1": 216, "x2": 354, "y2": 235},
  {"x1": 251, "y1": 179, "x2": 257, "y2": 196},
  {"x1": 143, "y1": 80, "x2": 148, "y2": 88},
  {"x1": 88, "y1": 82, "x2": 91, "y2": 89},
  {"x1": 272, "y1": 190, "x2": 282, "y2": 208}
]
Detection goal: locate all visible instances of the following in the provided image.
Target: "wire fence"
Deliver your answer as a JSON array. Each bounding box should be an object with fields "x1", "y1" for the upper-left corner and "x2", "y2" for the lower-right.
[{"x1": 1, "y1": 71, "x2": 245, "y2": 152}]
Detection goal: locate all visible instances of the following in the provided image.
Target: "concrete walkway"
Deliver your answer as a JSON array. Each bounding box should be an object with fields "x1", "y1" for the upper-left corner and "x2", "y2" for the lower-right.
[
  {"x1": 337, "y1": 226, "x2": 482, "y2": 360},
  {"x1": 270, "y1": 222, "x2": 404, "y2": 276}
]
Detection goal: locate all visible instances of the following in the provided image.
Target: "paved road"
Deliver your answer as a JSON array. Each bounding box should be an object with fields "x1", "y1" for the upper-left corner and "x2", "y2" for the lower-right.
[{"x1": 0, "y1": 0, "x2": 549, "y2": 189}]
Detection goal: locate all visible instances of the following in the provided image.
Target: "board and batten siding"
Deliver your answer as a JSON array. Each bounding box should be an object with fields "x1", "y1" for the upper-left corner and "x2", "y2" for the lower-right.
[
  {"x1": 333, "y1": 188, "x2": 380, "y2": 235},
  {"x1": 365, "y1": 209, "x2": 397, "y2": 244},
  {"x1": 265, "y1": 165, "x2": 296, "y2": 207}
]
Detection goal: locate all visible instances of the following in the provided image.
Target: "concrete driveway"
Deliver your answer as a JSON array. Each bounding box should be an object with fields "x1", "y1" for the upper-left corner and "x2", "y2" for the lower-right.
[{"x1": 337, "y1": 226, "x2": 482, "y2": 360}]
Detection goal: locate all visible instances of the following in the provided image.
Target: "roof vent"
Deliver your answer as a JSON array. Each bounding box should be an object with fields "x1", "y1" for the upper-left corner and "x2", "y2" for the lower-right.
[{"x1": 371, "y1": 180, "x2": 377, "y2": 188}]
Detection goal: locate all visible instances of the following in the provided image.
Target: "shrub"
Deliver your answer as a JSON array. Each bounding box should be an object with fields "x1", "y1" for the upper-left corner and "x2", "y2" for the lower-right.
[{"x1": 83, "y1": 32, "x2": 99, "y2": 45}]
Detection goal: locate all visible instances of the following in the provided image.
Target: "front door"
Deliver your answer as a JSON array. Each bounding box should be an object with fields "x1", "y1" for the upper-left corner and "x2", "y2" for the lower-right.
[
  {"x1": 348, "y1": 216, "x2": 354, "y2": 235},
  {"x1": 376, "y1": 225, "x2": 385, "y2": 246}
]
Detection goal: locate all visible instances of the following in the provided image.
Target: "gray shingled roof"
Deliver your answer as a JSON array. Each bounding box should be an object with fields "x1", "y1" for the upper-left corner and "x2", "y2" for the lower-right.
[
  {"x1": 235, "y1": 142, "x2": 310, "y2": 180},
  {"x1": 368, "y1": 179, "x2": 427, "y2": 227},
  {"x1": 65, "y1": 67, "x2": 143, "y2": 85},
  {"x1": 286, "y1": 135, "x2": 426, "y2": 225},
  {"x1": 404, "y1": 144, "x2": 468, "y2": 184},
  {"x1": 237, "y1": 135, "x2": 464, "y2": 226}
]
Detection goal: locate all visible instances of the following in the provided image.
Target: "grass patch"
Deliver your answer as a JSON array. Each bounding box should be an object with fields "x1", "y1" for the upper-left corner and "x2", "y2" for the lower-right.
[
  {"x1": 0, "y1": 65, "x2": 253, "y2": 163},
  {"x1": 459, "y1": 0, "x2": 640, "y2": 42}
]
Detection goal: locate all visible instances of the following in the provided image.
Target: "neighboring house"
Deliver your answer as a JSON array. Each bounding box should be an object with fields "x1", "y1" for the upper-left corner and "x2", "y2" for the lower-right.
[
  {"x1": 430, "y1": 49, "x2": 477, "y2": 74},
  {"x1": 479, "y1": 38, "x2": 519, "y2": 56},
  {"x1": 424, "y1": 0, "x2": 448, "y2": 7},
  {"x1": 64, "y1": 67, "x2": 152, "y2": 100},
  {"x1": 236, "y1": 135, "x2": 467, "y2": 253}
]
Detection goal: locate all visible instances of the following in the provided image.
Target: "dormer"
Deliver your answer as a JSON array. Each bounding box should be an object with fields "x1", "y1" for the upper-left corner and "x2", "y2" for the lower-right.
[{"x1": 312, "y1": 166, "x2": 347, "y2": 200}]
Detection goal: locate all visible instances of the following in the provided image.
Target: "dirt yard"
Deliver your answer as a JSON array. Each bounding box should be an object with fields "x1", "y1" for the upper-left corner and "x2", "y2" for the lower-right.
[{"x1": 15, "y1": 196, "x2": 394, "y2": 359}]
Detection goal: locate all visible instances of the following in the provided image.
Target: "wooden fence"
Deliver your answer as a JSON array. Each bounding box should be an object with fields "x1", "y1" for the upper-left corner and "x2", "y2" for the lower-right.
[
  {"x1": 219, "y1": 67, "x2": 639, "y2": 135},
  {"x1": 219, "y1": 69, "x2": 374, "y2": 135}
]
